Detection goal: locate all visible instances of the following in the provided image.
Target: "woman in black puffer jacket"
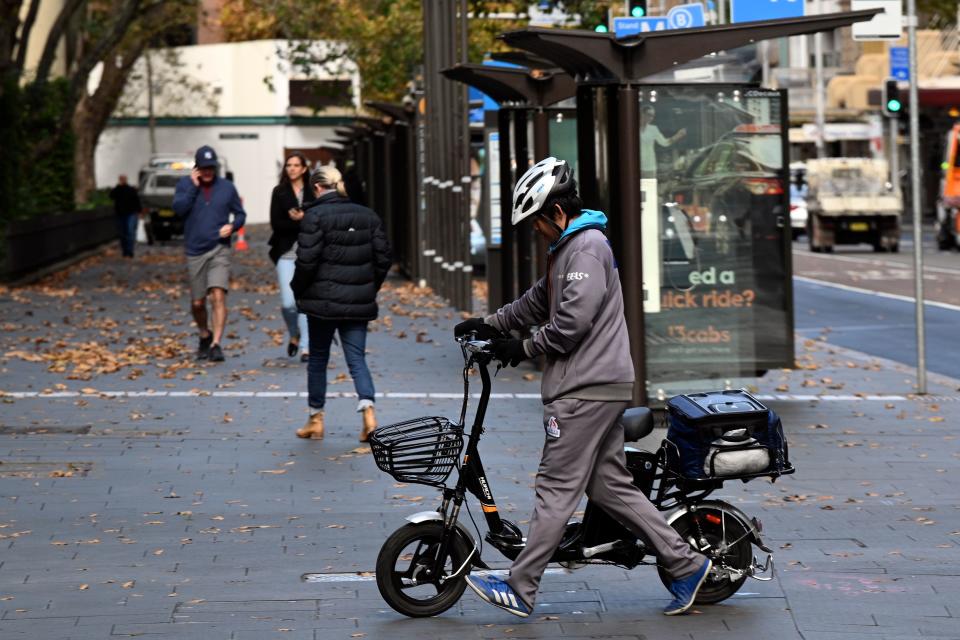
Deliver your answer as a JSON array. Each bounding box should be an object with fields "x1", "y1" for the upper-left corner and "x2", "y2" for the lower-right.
[{"x1": 291, "y1": 166, "x2": 391, "y2": 442}]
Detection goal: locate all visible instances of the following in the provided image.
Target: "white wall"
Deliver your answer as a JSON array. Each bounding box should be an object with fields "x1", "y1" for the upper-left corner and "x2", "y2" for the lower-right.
[
  {"x1": 96, "y1": 124, "x2": 342, "y2": 225},
  {"x1": 102, "y1": 39, "x2": 361, "y2": 119}
]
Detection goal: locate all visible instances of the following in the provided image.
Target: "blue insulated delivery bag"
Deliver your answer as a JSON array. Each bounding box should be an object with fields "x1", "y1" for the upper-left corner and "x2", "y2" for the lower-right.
[{"x1": 665, "y1": 390, "x2": 788, "y2": 479}]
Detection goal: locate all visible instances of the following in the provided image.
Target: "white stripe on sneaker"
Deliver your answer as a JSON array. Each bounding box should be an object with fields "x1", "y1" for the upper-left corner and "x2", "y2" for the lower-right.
[{"x1": 508, "y1": 593, "x2": 519, "y2": 609}]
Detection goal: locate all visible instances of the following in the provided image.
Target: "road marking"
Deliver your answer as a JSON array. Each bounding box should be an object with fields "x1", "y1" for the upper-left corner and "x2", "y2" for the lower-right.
[
  {"x1": 0, "y1": 390, "x2": 916, "y2": 401},
  {"x1": 795, "y1": 275, "x2": 960, "y2": 312},
  {"x1": 795, "y1": 249, "x2": 960, "y2": 276}
]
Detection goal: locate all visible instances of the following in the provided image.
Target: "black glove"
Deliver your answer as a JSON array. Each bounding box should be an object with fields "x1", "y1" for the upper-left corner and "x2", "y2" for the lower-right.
[
  {"x1": 491, "y1": 338, "x2": 528, "y2": 367},
  {"x1": 454, "y1": 317, "x2": 486, "y2": 338}
]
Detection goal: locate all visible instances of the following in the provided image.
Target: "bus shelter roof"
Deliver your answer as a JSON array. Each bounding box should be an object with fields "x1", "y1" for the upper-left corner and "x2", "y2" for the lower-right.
[{"x1": 498, "y1": 9, "x2": 882, "y2": 85}]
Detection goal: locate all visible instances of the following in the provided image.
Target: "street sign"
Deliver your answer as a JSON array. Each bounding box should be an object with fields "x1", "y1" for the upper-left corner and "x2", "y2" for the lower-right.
[
  {"x1": 614, "y1": 2, "x2": 705, "y2": 37},
  {"x1": 851, "y1": 0, "x2": 903, "y2": 41},
  {"x1": 730, "y1": 0, "x2": 803, "y2": 24},
  {"x1": 889, "y1": 46, "x2": 909, "y2": 81}
]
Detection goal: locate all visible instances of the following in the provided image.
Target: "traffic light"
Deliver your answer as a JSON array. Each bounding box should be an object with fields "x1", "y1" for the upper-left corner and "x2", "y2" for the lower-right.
[
  {"x1": 882, "y1": 78, "x2": 902, "y2": 117},
  {"x1": 629, "y1": 1, "x2": 648, "y2": 17}
]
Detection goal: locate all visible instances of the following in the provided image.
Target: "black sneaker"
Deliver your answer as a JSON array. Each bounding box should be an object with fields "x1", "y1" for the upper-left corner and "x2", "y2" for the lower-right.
[
  {"x1": 208, "y1": 344, "x2": 225, "y2": 362},
  {"x1": 197, "y1": 333, "x2": 213, "y2": 360}
]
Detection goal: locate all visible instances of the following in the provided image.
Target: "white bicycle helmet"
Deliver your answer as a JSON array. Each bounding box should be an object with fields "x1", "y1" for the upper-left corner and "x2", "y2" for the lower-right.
[{"x1": 511, "y1": 157, "x2": 574, "y2": 225}]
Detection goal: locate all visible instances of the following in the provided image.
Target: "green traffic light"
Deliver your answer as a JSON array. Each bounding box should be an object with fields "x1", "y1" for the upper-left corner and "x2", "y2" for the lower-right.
[
  {"x1": 595, "y1": 24, "x2": 609, "y2": 32},
  {"x1": 887, "y1": 98, "x2": 902, "y2": 112},
  {"x1": 631, "y1": 6, "x2": 645, "y2": 17}
]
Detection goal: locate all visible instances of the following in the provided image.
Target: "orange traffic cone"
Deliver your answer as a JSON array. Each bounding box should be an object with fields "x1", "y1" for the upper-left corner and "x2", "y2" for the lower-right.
[{"x1": 235, "y1": 227, "x2": 248, "y2": 251}]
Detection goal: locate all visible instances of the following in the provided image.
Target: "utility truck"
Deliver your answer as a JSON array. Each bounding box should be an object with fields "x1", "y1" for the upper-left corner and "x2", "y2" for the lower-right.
[{"x1": 805, "y1": 157, "x2": 901, "y2": 253}]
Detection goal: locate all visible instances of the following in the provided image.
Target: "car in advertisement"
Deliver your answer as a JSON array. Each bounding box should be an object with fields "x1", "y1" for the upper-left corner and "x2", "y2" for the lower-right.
[{"x1": 663, "y1": 124, "x2": 786, "y2": 257}]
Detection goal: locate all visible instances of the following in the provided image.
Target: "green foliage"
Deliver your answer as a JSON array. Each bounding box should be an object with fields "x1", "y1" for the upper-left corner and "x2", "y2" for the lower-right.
[
  {"x1": 219, "y1": 0, "x2": 625, "y2": 104},
  {"x1": 0, "y1": 78, "x2": 74, "y2": 225},
  {"x1": 917, "y1": 0, "x2": 957, "y2": 27}
]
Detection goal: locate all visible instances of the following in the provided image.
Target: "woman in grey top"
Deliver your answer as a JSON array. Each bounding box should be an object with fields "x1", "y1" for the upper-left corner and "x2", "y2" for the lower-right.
[{"x1": 267, "y1": 153, "x2": 315, "y2": 361}]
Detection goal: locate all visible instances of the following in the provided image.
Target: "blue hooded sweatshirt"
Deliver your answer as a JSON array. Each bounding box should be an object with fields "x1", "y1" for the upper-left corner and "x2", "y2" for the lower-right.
[{"x1": 173, "y1": 176, "x2": 247, "y2": 257}]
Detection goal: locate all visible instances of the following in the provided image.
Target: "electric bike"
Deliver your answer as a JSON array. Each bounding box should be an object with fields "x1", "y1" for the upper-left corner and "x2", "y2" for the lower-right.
[{"x1": 368, "y1": 333, "x2": 794, "y2": 618}]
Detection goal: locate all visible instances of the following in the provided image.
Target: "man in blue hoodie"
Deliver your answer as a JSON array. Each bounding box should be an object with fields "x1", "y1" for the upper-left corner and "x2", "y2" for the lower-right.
[
  {"x1": 173, "y1": 145, "x2": 246, "y2": 363},
  {"x1": 456, "y1": 158, "x2": 711, "y2": 618}
]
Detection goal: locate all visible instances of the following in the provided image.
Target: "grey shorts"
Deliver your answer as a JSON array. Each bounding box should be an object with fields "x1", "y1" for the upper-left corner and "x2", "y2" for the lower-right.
[{"x1": 186, "y1": 244, "x2": 230, "y2": 300}]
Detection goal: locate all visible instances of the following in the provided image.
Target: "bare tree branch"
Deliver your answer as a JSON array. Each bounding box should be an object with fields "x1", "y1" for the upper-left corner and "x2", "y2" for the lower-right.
[
  {"x1": 0, "y1": 0, "x2": 25, "y2": 78},
  {"x1": 33, "y1": 0, "x2": 84, "y2": 83},
  {"x1": 14, "y1": 0, "x2": 41, "y2": 73}
]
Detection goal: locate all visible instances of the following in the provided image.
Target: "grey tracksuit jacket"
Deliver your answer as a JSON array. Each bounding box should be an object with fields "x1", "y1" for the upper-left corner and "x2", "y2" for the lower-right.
[{"x1": 485, "y1": 210, "x2": 635, "y2": 403}]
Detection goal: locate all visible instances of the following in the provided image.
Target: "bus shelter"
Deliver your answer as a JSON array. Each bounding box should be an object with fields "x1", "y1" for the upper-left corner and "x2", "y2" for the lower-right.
[
  {"x1": 442, "y1": 63, "x2": 576, "y2": 310},
  {"x1": 500, "y1": 9, "x2": 880, "y2": 405}
]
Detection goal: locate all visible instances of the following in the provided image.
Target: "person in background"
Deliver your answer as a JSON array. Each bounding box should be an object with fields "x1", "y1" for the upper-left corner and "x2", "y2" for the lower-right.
[
  {"x1": 268, "y1": 152, "x2": 315, "y2": 362},
  {"x1": 640, "y1": 105, "x2": 686, "y2": 179},
  {"x1": 109, "y1": 175, "x2": 142, "y2": 258},
  {"x1": 173, "y1": 145, "x2": 246, "y2": 363},
  {"x1": 290, "y1": 166, "x2": 391, "y2": 441}
]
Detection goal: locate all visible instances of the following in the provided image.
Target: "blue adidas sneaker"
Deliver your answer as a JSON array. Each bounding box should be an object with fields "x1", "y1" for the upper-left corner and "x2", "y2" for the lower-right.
[
  {"x1": 663, "y1": 558, "x2": 713, "y2": 616},
  {"x1": 464, "y1": 574, "x2": 532, "y2": 618}
]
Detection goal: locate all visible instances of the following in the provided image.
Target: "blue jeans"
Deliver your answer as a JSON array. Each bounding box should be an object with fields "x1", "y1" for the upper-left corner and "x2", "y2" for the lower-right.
[
  {"x1": 276, "y1": 258, "x2": 308, "y2": 352},
  {"x1": 116, "y1": 214, "x2": 137, "y2": 257},
  {"x1": 307, "y1": 317, "x2": 375, "y2": 410}
]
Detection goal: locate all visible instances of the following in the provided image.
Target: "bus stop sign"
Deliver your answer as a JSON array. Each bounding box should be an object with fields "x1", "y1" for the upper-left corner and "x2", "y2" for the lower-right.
[{"x1": 614, "y1": 3, "x2": 705, "y2": 37}]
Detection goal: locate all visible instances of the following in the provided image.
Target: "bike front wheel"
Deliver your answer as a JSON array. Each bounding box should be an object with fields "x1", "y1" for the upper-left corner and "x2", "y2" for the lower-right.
[{"x1": 375, "y1": 521, "x2": 472, "y2": 617}]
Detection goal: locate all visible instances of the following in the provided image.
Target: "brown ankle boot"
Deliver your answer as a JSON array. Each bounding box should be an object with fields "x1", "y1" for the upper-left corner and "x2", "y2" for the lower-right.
[
  {"x1": 296, "y1": 412, "x2": 324, "y2": 439},
  {"x1": 359, "y1": 406, "x2": 377, "y2": 442}
]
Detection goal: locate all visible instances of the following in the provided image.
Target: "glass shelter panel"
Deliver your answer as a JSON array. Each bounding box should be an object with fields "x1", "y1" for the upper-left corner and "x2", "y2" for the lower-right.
[{"x1": 639, "y1": 86, "x2": 792, "y2": 394}]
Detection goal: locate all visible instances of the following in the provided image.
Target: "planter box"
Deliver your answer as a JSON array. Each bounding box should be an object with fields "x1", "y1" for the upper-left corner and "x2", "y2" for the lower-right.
[{"x1": 1, "y1": 207, "x2": 116, "y2": 282}]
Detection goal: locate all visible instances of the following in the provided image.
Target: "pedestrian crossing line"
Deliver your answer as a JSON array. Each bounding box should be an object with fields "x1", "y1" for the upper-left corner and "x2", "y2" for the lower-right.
[{"x1": 0, "y1": 390, "x2": 922, "y2": 401}]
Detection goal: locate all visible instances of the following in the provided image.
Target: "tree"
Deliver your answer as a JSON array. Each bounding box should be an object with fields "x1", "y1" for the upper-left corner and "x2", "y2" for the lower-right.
[
  {"x1": 217, "y1": 1, "x2": 620, "y2": 104},
  {"x1": 1, "y1": 0, "x2": 197, "y2": 208},
  {"x1": 71, "y1": 1, "x2": 197, "y2": 202}
]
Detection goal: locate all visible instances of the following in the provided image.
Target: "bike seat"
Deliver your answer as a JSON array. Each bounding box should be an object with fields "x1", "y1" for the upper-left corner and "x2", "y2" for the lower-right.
[{"x1": 620, "y1": 407, "x2": 654, "y2": 442}]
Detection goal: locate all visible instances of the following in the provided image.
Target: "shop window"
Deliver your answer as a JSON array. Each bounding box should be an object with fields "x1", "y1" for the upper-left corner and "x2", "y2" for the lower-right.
[{"x1": 289, "y1": 80, "x2": 353, "y2": 109}]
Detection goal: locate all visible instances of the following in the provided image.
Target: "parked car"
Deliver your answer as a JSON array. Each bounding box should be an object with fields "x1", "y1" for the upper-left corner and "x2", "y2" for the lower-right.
[
  {"x1": 138, "y1": 154, "x2": 232, "y2": 243},
  {"x1": 789, "y1": 162, "x2": 808, "y2": 240}
]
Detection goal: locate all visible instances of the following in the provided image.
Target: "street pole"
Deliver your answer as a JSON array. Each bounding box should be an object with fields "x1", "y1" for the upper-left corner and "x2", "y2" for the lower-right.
[
  {"x1": 718, "y1": 0, "x2": 726, "y2": 24},
  {"x1": 813, "y1": 0, "x2": 826, "y2": 158},
  {"x1": 907, "y1": 0, "x2": 927, "y2": 394},
  {"x1": 889, "y1": 117, "x2": 899, "y2": 194},
  {"x1": 146, "y1": 50, "x2": 156, "y2": 155}
]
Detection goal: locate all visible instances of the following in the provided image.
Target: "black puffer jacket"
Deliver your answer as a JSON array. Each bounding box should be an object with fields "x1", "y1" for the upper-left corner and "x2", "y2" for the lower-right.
[{"x1": 291, "y1": 191, "x2": 392, "y2": 321}]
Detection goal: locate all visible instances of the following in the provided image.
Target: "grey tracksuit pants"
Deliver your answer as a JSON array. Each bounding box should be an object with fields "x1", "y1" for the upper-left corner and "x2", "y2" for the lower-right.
[{"x1": 506, "y1": 398, "x2": 705, "y2": 608}]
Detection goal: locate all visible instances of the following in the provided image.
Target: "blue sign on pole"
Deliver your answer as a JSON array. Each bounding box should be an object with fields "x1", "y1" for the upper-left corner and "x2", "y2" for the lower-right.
[
  {"x1": 614, "y1": 3, "x2": 705, "y2": 37},
  {"x1": 731, "y1": 0, "x2": 804, "y2": 23},
  {"x1": 889, "y1": 47, "x2": 909, "y2": 82}
]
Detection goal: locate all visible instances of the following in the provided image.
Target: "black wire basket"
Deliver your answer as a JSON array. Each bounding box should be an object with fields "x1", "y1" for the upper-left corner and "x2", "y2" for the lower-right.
[{"x1": 368, "y1": 417, "x2": 464, "y2": 487}]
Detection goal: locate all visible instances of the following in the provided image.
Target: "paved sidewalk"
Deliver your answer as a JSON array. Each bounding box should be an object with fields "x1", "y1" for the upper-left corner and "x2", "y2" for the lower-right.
[{"x1": 1, "y1": 230, "x2": 958, "y2": 639}]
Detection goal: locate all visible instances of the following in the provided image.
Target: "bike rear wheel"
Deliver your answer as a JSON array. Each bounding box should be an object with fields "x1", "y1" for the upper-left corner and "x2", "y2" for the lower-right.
[
  {"x1": 375, "y1": 522, "x2": 472, "y2": 617},
  {"x1": 658, "y1": 506, "x2": 752, "y2": 605}
]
